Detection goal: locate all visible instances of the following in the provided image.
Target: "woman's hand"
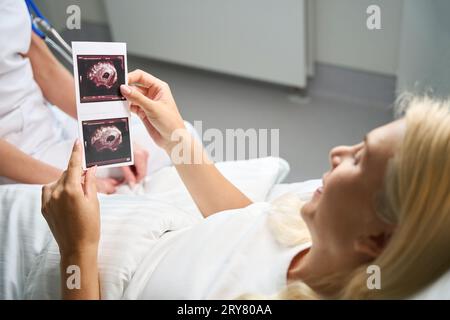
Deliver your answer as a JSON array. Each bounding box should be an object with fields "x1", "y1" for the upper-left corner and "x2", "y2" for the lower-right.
[
  {"x1": 120, "y1": 142, "x2": 149, "y2": 186},
  {"x1": 41, "y1": 140, "x2": 100, "y2": 256},
  {"x1": 120, "y1": 70, "x2": 186, "y2": 153},
  {"x1": 96, "y1": 177, "x2": 120, "y2": 194},
  {"x1": 120, "y1": 70, "x2": 252, "y2": 218}
]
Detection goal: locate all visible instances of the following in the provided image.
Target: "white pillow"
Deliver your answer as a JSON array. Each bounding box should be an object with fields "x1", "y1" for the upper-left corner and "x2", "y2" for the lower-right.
[
  {"x1": 410, "y1": 270, "x2": 450, "y2": 299},
  {"x1": 120, "y1": 157, "x2": 290, "y2": 216}
]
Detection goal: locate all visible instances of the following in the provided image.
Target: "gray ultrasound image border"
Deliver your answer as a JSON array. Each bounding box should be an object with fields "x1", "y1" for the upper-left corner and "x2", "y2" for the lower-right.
[
  {"x1": 82, "y1": 117, "x2": 132, "y2": 167},
  {"x1": 77, "y1": 54, "x2": 126, "y2": 103}
]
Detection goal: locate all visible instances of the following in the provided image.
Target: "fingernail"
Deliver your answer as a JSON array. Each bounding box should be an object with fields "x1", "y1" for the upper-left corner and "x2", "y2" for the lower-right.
[
  {"x1": 120, "y1": 85, "x2": 131, "y2": 95},
  {"x1": 93, "y1": 165, "x2": 97, "y2": 175},
  {"x1": 73, "y1": 139, "x2": 80, "y2": 149}
]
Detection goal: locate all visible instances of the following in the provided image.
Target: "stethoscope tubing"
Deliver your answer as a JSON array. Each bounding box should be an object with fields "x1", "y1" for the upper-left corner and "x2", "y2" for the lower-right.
[{"x1": 25, "y1": 0, "x2": 73, "y2": 65}]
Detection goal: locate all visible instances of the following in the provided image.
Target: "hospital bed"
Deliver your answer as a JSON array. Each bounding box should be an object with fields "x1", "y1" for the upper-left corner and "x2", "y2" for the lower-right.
[{"x1": 0, "y1": 157, "x2": 449, "y2": 299}]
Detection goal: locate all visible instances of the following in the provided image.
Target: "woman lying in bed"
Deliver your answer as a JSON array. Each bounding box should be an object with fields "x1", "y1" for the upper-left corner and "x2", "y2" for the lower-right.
[{"x1": 41, "y1": 70, "x2": 450, "y2": 300}]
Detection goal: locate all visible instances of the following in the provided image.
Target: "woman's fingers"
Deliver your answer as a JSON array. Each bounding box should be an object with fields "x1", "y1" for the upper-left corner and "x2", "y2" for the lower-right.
[
  {"x1": 134, "y1": 147, "x2": 149, "y2": 182},
  {"x1": 130, "y1": 104, "x2": 140, "y2": 114},
  {"x1": 41, "y1": 184, "x2": 52, "y2": 215},
  {"x1": 84, "y1": 166, "x2": 98, "y2": 198},
  {"x1": 121, "y1": 166, "x2": 137, "y2": 186},
  {"x1": 105, "y1": 179, "x2": 119, "y2": 194},
  {"x1": 119, "y1": 142, "x2": 149, "y2": 186},
  {"x1": 136, "y1": 158, "x2": 148, "y2": 182},
  {"x1": 135, "y1": 105, "x2": 146, "y2": 118},
  {"x1": 127, "y1": 70, "x2": 169, "y2": 101},
  {"x1": 96, "y1": 177, "x2": 120, "y2": 194},
  {"x1": 65, "y1": 139, "x2": 83, "y2": 187},
  {"x1": 128, "y1": 69, "x2": 165, "y2": 88},
  {"x1": 120, "y1": 85, "x2": 157, "y2": 117},
  {"x1": 131, "y1": 84, "x2": 147, "y2": 95}
]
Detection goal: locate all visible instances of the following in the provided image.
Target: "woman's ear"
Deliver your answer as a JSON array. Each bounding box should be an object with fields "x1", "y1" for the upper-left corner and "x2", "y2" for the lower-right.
[{"x1": 354, "y1": 231, "x2": 391, "y2": 259}]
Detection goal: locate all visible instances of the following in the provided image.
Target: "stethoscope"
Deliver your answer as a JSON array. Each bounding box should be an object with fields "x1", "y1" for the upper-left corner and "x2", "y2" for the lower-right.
[{"x1": 24, "y1": 0, "x2": 73, "y2": 65}]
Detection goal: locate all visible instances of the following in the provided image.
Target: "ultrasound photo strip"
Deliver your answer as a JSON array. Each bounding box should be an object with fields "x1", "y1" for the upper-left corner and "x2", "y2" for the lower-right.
[{"x1": 72, "y1": 42, "x2": 133, "y2": 169}]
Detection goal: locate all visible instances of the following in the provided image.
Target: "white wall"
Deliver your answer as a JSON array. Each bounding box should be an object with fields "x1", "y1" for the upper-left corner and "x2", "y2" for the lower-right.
[
  {"x1": 36, "y1": 0, "x2": 108, "y2": 29},
  {"x1": 397, "y1": 0, "x2": 450, "y2": 97},
  {"x1": 38, "y1": 0, "x2": 404, "y2": 77},
  {"x1": 315, "y1": 0, "x2": 403, "y2": 76},
  {"x1": 105, "y1": 0, "x2": 307, "y2": 87}
]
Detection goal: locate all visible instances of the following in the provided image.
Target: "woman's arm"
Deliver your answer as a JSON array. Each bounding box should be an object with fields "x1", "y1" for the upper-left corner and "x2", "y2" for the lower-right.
[
  {"x1": 0, "y1": 138, "x2": 62, "y2": 184},
  {"x1": 169, "y1": 131, "x2": 252, "y2": 216},
  {"x1": 120, "y1": 70, "x2": 252, "y2": 217},
  {"x1": 0, "y1": 138, "x2": 120, "y2": 193},
  {"x1": 41, "y1": 140, "x2": 100, "y2": 299},
  {"x1": 26, "y1": 33, "x2": 77, "y2": 118},
  {"x1": 60, "y1": 250, "x2": 99, "y2": 300}
]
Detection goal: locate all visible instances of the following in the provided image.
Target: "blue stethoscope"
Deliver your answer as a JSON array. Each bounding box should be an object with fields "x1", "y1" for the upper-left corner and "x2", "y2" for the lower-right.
[{"x1": 25, "y1": 0, "x2": 73, "y2": 65}]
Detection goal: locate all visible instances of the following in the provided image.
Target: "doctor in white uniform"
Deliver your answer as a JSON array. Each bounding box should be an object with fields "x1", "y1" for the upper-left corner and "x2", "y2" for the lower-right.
[{"x1": 0, "y1": 0, "x2": 184, "y2": 193}]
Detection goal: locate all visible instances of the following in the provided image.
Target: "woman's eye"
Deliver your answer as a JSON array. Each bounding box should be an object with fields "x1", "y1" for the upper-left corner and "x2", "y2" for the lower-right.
[{"x1": 354, "y1": 151, "x2": 363, "y2": 165}]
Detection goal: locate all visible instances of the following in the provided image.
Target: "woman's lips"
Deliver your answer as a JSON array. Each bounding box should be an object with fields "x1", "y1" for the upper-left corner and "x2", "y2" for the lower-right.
[
  {"x1": 314, "y1": 186, "x2": 323, "y2": 197},
  {"x1": 313, "y1": 172, "x2": 327, "y2": 198}
]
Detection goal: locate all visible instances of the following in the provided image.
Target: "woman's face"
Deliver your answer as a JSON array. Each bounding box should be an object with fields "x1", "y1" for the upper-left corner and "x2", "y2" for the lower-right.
[{"x1": 302, "y1": 120, "x2": 405, "y2": 262}]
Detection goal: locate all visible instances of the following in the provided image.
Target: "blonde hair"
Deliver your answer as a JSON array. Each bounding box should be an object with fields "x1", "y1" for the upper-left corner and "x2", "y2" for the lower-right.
[{"x1": 266, "y1": 95, "x2": 450, "y2": 300}]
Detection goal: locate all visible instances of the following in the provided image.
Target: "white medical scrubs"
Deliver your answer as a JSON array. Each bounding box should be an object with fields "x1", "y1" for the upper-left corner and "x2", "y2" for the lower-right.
[
  {"x1": 0, "y1": 0, "x2": 60, "y2": 158},
  {"x1": 0, "y1": 0, "x2": 196, "y2": 184}
]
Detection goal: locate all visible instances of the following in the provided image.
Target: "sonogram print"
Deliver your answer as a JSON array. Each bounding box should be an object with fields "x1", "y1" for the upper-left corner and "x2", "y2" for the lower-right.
[
  {"x1": 82, "y1": 117, "x2": 132, "y2": 167},
  {"x1": 88, "y1": 61, "x2": 118, "y2": 89},
  {"x1": 77, "y1": 55, "x2": 126, "y2": 103},
  {"x1": 91, "y1": 125, "x2": 123, "y2": 152}
]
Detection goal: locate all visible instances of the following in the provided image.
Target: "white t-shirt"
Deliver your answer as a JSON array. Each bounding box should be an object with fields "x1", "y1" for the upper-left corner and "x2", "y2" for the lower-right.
[
  {"x1": 126, "y1": 202, "x2": 310, "y2": 300},
  {"x1": 0, "y1": 0, "x2": 59, "y2": 155}
]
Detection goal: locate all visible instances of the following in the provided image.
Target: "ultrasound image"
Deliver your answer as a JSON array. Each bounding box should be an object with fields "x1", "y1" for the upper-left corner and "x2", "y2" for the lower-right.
[
  {"x1": 82, "y1": 117, "x2": 132, "y2": 167},
  {"x1": 91, "y1": 125, "x2": 123, "y2": 152},
  {"x1": 88, "y1": 61, "x2": 118, "y2": 89},
  {"x1": 77, "y1": 55, "x2": 126, "y2": 103}
]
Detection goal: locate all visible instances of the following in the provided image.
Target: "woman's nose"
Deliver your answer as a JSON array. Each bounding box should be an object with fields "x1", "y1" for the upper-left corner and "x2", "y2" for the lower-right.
[
  {"x1": 329, "y1": 145, "x2": 351, "y2": 168},
  {"x1": 330, "y1": 155, "x2": 341, "y2": 169}
]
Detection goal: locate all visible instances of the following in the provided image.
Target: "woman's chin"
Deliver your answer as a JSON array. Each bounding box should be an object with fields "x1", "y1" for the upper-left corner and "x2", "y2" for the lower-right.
[{"x1": 301, "y1": 199, "x2": 316, "y2": 220}]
